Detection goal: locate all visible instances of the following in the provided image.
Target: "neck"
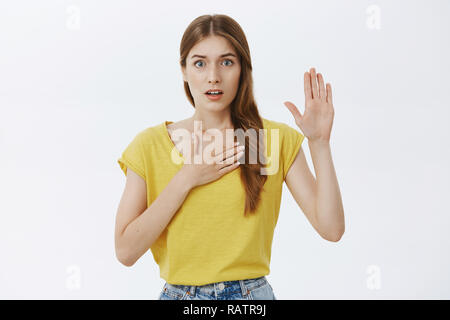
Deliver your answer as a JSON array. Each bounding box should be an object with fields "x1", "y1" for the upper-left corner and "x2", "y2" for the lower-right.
[{"x1": 189, "y1": 109, "x2": 234, "y2": 132}]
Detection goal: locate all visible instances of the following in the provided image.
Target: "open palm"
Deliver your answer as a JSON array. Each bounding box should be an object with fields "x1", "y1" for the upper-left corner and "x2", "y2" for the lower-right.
[{"x1": 283, "y1": 67, "x2": 334, "y2": 142}]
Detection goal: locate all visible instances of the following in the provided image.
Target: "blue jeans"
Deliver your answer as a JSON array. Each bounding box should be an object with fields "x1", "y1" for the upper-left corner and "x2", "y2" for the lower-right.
[{"x1": 158, "y1": 276, "x2": 277, "y2": 300}]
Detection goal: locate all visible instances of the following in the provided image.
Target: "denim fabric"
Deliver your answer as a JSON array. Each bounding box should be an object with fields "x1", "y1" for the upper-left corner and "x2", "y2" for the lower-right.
[{"x1": 158, "y1": 276, "x2": 277, "y2": 300}]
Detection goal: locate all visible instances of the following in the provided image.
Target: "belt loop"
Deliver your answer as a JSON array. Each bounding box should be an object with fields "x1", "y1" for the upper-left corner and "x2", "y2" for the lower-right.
[
  {"x1": 239, "y1": 280, "x2": 248, "y2": 297},
  {"x1": 189, "y1": 285, "x2": 196, "y2": 297}
]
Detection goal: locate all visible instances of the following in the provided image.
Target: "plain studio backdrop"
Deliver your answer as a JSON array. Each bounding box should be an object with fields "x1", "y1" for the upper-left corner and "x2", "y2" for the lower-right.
[{"x1": 0, "y1": 0, "x2": 449, "y2": 299}]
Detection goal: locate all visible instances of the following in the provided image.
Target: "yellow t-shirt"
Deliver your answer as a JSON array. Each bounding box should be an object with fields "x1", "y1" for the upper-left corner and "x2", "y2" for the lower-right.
[{"x1": 117, "y1": 117, "x2": 305, "y2": 285}]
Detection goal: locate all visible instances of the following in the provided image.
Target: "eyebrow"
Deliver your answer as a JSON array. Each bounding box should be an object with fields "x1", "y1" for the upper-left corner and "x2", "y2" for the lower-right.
[{"x1": 190, "y1": 53, "x2": 237, "y2": 59}]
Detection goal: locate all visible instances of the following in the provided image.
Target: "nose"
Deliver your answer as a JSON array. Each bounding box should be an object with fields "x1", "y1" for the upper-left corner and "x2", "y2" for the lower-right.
[{"x1": 208, "y1": 65, "x2": 220, "y2": 84}]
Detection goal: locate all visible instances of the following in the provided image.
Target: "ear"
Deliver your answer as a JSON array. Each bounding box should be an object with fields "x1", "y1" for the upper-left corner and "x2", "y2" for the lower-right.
[{"x1": 181, "y1": 66, "x2": 187, "y2": 82}]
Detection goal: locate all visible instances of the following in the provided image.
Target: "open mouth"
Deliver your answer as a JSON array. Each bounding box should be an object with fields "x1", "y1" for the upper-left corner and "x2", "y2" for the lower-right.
[
  {"x1": 205, "y1": 89, "x2": 224, "y2": 100},
  {"x1": 205, "y1": 90, "x2": 224, "y2": 96}
]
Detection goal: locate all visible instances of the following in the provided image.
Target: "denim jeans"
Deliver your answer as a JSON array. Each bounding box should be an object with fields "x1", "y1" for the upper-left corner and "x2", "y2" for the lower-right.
[{"x1": 158, "y1": 276, "x2": 277, "y2": 300}]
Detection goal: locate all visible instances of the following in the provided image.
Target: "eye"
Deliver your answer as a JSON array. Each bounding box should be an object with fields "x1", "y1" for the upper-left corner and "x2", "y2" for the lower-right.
[
  {"x1": 194, "y1": 60, "x2": 204, "y2": 68},
  {"x1": 223, "y1": 59, "x2": 233, "y2": 66},
  {"x1": 193, "y1": 59, "x2": 234, "y2": 68}
]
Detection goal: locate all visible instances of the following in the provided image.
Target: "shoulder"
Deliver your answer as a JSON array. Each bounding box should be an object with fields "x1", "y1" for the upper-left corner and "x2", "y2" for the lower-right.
[
  {"x1": 132, "y1": 122, "x2": 168, "y2": 146},
  {"x1": 166, "y1": 119, "x2": 190, "y2": 135}
]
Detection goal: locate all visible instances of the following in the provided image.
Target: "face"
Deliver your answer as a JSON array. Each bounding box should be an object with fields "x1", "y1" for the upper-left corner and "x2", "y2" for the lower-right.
[{"x1": 182, "y1": 35, "x2": 241, "y2": 112}]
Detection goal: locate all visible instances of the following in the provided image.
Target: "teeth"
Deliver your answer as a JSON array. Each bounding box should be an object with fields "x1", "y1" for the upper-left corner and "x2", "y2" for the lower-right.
[{"x1": 207, "y1": 91, "x2": 222, "y2": 95}]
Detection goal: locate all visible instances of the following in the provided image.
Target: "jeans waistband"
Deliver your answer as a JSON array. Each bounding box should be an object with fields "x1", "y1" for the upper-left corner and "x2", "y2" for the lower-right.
[{"x1": 183, "y1": 276, "x2": 266, "y2": 297}]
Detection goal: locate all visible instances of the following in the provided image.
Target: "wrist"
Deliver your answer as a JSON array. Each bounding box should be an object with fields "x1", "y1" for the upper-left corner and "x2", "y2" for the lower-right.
[
  {"x1": 177, "y1": 167, "x2": 196, "y2": 192},
  {"x1": 308, "y1": 138, "x2": 330, "y2": 148}
]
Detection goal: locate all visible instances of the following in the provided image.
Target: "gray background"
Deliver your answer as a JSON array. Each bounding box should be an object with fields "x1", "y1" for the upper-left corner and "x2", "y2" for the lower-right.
[{"x1": 1, "y1": 0, "x2": 449, "y2": 299}]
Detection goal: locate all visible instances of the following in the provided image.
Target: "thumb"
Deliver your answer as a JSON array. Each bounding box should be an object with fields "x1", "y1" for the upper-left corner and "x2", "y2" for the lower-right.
[{"x1": 283, "y1": 101, "x2": 303, "y2": 123}]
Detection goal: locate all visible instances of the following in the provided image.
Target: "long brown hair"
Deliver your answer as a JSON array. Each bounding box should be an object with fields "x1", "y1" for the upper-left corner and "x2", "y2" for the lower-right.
[{"x1": 179, "y1": 14, "x2": 268, "y2": 216}]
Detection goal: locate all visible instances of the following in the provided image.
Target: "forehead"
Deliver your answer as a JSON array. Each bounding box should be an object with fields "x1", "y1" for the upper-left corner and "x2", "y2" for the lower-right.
[{"x1": 188, "y1": 36, "x2": 237, "y2": 59}]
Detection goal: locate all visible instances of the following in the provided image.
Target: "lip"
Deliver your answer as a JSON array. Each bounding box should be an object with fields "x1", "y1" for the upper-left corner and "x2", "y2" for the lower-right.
[
  {"x1": 205, "y1": 92, "x2": 224, "y2": 101},
  {"x1": 205, "y1": 89, "x2": 223, "y2": 94}
]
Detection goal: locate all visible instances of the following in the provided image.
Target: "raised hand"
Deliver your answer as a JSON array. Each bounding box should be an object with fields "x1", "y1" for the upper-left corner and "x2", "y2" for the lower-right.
[{"x1": 283, "y1": 67, "x2": 334, "y2": 143}]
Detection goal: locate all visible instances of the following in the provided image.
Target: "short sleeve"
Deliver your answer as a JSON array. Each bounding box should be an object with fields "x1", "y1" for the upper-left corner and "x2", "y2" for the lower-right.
[
  {"x1": 282, "y1": 124, "x2": 305, "y2": 180},
  {"x1": 117, "y1": 132, "x2": 146, "y2": 180}
]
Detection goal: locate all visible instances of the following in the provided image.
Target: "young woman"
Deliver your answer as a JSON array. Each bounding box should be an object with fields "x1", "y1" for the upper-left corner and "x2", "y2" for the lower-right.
[{"x1": 115, "y1": 14, "x2": 345, "y2": 300}]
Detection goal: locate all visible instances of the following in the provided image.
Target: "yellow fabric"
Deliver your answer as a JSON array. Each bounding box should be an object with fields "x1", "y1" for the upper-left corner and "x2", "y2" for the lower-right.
[{"x1": 117, "y1": 117, "x2": 305, "y2": 285}]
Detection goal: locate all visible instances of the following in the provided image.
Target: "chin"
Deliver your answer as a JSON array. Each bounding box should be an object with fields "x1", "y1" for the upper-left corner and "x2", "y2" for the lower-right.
[
  {"x1": 206, "y1": 104, "x2": 230, "y2": 112},
  {"x1": 198, "y1": 99, "x2": 229, "y2": 110}
]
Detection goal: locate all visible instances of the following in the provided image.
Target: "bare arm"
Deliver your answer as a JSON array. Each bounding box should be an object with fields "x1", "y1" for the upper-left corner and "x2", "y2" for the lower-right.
[
  {"x1": 114, "y1": 139, "x2": 243, "y2": 267},
  {"x1": 309, "y1": 140, "x2": 344, "y2": 241},
  {"x1": 284, "y1": 67, "x2": 344, "y2": 242},
  {"x1": 114, "y1": 168, "x2": 193, "y2": 267},
  {"x1": 285, "y1": 142, "x2": 345, "y2": 242}
]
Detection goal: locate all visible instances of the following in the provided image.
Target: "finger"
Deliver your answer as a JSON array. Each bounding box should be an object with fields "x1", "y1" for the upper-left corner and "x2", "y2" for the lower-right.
[
  {"x1": 317, "y1": 73, "x2": 326, "y2": 99},
  {"x1": 218, "y1": 159, "x2": 241, "y2": 174},
  {"x1": 304, "y1": 72, "x2": 312, "y2": 101},
  {"x1": 216, "y1": 145, "x2": 245, "y2": 164},
  {"x1": 283, "y1": 101, "x2": 303, "y2": 122},
  {"x1": 326, "y1": 83, "x2": 333, "y2": 105},
  {"x1": 310, "y1": 67, "x2": 319, "y2": 98},
  {"x1": 217, "y1": 147, "x2": 244, "y2": 165},
  {"x1": 212, "y1": 141, "x2": 240, "y2": 157},
  {"x1": 217, "y1": 149, "x2": 244, "y2": 167}
]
